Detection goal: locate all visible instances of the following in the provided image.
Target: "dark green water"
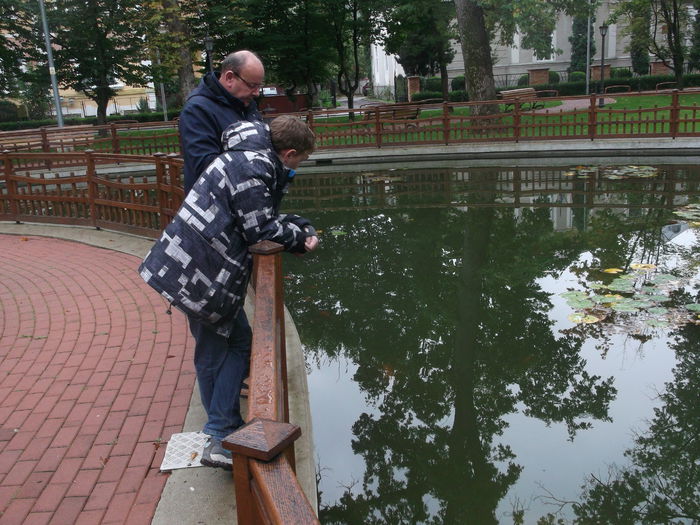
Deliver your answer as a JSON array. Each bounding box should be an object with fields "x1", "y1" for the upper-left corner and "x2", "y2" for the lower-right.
[{"x1": 283, "y1": 164, "x2": 700, "y2": 524}]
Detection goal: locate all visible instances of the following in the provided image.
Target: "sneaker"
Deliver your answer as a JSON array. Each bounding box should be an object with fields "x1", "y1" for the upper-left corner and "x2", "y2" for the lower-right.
[{"x1": 200, "y1": 438, "x2": 233, "y2": 471}]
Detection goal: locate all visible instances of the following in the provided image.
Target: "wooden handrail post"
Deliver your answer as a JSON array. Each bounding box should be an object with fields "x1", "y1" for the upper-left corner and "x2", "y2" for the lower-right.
[
  {"x1": 40, "y1": 127, "x2": 52, "y2": 169},
  {"x1": 442, "y1": 102, "x2": 450, "y2": 145},
  {"x1": 2, "y1": 150, "x2": 20, "y2": 221},
  {"x1": 110, "y1": 123, "x2": 120, "y2": 153},
  {"x1": 85, "y1": 150, "x2": 98, "y2": 228},
  {"x1": 223, "y1": 418, "x2": 318, "y2": 525},
  {"x1": 588, "y1": 94, "x2": 597, "y2": 140},
  {"x1": 153, "y1": 152, "x2": 168, "y2": 230},
  {"x1": 513, "y1": 101, "x2": 521, "y2": 143},
  {"x1": 374, "y1": 107, "x2": 382, "y2": 149},
  {"x1": 670, "y1": 89, "x2": 680, "y2": 138}
]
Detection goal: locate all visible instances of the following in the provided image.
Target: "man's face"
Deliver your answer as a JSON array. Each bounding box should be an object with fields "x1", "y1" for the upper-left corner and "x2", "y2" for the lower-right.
[{"x1": 221, "y1": 59, "x2": 264, "y2": 106}]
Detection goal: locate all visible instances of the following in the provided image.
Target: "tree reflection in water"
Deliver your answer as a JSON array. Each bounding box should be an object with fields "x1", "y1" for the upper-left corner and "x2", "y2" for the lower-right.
[{"x1": 282, "y1": 165, "x2": 699, "y2": 524}]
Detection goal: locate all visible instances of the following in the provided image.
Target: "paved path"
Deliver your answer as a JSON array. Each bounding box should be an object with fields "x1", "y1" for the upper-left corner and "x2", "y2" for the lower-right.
[{"x1": 0, "y1": 234, "x2": 193, "y2": 525}]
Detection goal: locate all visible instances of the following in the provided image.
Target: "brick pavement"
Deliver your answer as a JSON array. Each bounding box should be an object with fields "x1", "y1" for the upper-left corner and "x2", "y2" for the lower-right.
[{"x1": 0, "y1": 234, "x2": 193, "y2": 525}]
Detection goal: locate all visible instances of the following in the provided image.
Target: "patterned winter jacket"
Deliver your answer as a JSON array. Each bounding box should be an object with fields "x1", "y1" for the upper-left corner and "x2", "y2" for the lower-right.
[{"x1": 139, "y1": 120, "x2": 312, "y2": 337}]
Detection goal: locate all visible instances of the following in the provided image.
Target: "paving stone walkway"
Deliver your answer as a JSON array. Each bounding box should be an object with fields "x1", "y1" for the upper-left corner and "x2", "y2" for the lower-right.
[{"x1": 0, "y1": 234, "x2": 193, "y2": 525}]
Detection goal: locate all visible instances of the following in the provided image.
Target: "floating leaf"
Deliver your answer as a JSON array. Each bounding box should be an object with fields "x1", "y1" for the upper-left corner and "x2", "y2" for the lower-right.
[
  {"x1": 642, "y1": 294, "x2": 671, "y2": 302},
  {"x1": 568, "y1": 313, "x2": 603, "y2": 324},
  {"x1": 330, "y1": 230, "x2": 347, "y2": 236},
  {"x1": 647, "y1": 307, "x2": 669, "y2": 315},
  {"x1": 567, "y1": 298, "x2": 595, "y2": 309},
  {"x1": 645, "y1": 319, "x2": 669, "y2": 328},
  {"x1": 603, "y1": 268, "x2": 624, "y2": 274},
  {"x1": 612, "y1": 304, "x2": 639, "y2": 312},
  {"x1": 589, "y1": 283, "x2": 608, "y2": 290},
  {"x1": 561, "y1": 291, "x2": 588, "y2": 300},
  {"x1": 630, "y1": 263, "x2": 656, "y2": 271},
  {"x1": 684, "y1": 303, "x2": 700, "y2": 312}
]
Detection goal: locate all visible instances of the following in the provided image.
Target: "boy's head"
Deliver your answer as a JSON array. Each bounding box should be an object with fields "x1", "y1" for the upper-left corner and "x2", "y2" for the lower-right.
[{"x1": 269, "y1": 115, "x2": 315, "y2": 170}]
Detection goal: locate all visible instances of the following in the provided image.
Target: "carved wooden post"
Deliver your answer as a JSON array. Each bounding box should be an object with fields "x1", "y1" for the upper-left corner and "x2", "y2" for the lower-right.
[
  {"x1": 110, "y1": 123, "x2": 120, "y2": 153},
  {"x1": 223, "y1": 418, "x2": 319, "y2": 525},
  {"x1": 153, "y1": 152, "x2": 168, "y2": 230},
  {"x1": 2, "y1": 150, "x2": 19, "y2": 221},
  {"x1": 442, "y1": 102, "x2": 450, "y2": 145},
  {"x1": 588, "y1": 95, "x2": 597, "y2": 141},
  {"x1": 85, "y1": 150, "x2": 98, "y2": 228},
  {"x1": 670, "y1": 89, "x2": 680, "y2": 139},
  {"x1": 374, "y1": 107, "x2": 382, "y2": 149},
  {"x1": 513, "y1": 100, "x2": 521, "y2": 143}
]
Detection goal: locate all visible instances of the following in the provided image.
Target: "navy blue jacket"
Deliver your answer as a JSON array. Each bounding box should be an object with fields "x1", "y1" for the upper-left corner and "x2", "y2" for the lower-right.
[
  {"x1": 140, "y1": 120, "x2": 312, "y2": 337},
  {"x1": 178, "y1": 72, "x2": 262, "y2": 193}
]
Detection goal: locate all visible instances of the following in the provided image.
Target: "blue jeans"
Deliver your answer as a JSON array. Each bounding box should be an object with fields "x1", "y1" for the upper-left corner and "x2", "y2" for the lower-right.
[{"x1": 188, "y1": 309, "x2": 251, "y2": 440}]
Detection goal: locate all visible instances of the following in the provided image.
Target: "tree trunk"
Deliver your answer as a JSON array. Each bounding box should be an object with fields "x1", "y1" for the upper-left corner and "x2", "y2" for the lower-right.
[
  {"x1": 161, "y1": 0, "x2": 196, "y2": 106},
  {"x1": 440, "y1": 61, "x2": 449, "y2": 101},
  {"x1": 453, "y1": 0, "x2": 498, "y2": 115}
]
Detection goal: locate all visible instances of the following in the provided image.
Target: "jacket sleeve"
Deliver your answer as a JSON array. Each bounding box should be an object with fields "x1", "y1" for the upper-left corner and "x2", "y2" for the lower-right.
[
  {"x1": 229, "y1": 162, "x2": 311, "y2": 253},
  {"x1": 179, "y1": 100, "x2": 224, "y2": 190}
]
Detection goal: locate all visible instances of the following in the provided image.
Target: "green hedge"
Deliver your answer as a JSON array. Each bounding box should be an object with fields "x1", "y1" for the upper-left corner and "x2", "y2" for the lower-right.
[
  {"x1": 451, "y1": 76, "x2": 466, "y2": 92},
  {"x1": 0, "y1": 110, "x2": 180, "y2": 131}
]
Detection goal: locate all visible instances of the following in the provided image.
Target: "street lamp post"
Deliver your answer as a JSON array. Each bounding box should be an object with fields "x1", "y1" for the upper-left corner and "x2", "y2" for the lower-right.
[
  {"x1": 37, "y1": 0, "x2": 63, "y2": 127},
  {"x1": 204, "y1": 36, "x2": 214, "y2": 74},
  {"x1": 599, "y1": 23, "x2": 608, "y2": 108}
]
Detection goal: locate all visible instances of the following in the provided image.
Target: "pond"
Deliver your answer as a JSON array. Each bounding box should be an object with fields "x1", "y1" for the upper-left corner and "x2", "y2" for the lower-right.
[{"x1": 281, "y1": 163, "x2": 700, "y2": 524}]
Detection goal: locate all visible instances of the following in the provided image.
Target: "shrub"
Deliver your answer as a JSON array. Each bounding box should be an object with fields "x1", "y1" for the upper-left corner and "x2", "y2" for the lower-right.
[
  {"x1": 451, "y1": 76, "x2": 465, "y2": 92},
  {"x1": 569, "y1": 71, "x2": 586, "y2": 82},
  {"x1": 449, "y1": 90, "x2": 469, "y2": 102},
  {"x1": 611, "y1": 67, "x2": 633, "y2": 79},
  {"x1": 517, "y1": 74, "x2": 530, "y2": 86},
  {"x1": 412, "y1": 91, "x2": 443, "y2": 102},
  {"x1": 0, "y1": 100, "x2": 19, "y2": 122},
  {"x1": 549, "y1": 71, "x2": 561, "y2": 84},
  {"x1": 423, "y1": 77, "x2": 442, "y2": 92}
]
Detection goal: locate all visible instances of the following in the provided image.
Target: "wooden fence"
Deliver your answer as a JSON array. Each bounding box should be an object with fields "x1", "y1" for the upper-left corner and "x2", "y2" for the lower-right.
[
  {"x1": 2, "y1": 91, "x2": 700, "y2": 156},
  {"x1": 0, "y1": 151, "x2": 318, "y2": 524}
]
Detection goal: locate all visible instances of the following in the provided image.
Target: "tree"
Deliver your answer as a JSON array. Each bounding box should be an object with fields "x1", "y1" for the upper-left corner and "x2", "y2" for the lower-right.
[
  {"x1": 569, "y1": 12, "x2": 596, "y2": 74},
  {"x1": 688, "y1": 0, "x2": 700, "y2": 71},
  {"x1": 379, "y1": 0, "x2": 457, "y2": 100},
  {"x1": 324, "y1": 0, "x2": 380, "y2": 112},
  {"x1": 612, "y1": 0, "x2": 692, "y2": 87},
  {"x1": 453, "y1": 0, "x2": 585, "y2": 114},
  {"x1": 144, "y1": 0, "x2": 197, "y2": 108},
  {"x1": 41, "y1": 0, "x2": 153, "y2": 125}
]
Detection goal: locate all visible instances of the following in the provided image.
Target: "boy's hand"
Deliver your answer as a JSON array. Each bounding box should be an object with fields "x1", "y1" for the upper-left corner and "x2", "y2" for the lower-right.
[{"x1": 304, "y1": 235, "x2": 319, "y2": 252}]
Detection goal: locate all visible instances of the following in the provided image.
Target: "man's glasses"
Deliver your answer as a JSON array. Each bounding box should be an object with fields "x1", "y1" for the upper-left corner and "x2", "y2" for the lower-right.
[{"x1": 234, "y1": 71, "x2": 264, "y2": 90}]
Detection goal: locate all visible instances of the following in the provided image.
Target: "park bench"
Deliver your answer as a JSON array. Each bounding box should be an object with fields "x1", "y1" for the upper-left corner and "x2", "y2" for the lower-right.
[
  {"x1": 604, "y1": 84, "x2": 632, "y2": 94},
  {"x1": 362, "y1": 102, "x2": 423, "y2": 128},
  {"x1": 498, "y1": 88, "x2": 559, "y2": 111}
]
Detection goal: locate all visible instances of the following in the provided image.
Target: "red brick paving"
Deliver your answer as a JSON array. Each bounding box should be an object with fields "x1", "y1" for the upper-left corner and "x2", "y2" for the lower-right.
[{"x1": 0, "y1": 235, "x2": 193, "y2": 524}]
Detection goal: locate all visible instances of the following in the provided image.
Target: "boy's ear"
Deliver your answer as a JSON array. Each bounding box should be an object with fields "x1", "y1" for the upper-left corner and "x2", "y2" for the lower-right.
[{"x1": 279, "y1": 148, "x2": 297, "y2": 163}]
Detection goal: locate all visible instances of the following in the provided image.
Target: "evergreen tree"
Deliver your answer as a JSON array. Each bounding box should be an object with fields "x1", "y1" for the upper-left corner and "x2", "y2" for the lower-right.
[
  {"x1": 568, "y1": 14, "x2": 596, "y2": 74},
  {"x1": 688, "y1": 1, "x2": 700, "y2": 71}
]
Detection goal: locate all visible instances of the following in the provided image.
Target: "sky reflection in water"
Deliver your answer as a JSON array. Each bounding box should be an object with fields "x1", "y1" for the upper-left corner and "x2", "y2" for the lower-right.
[{"x1": 282, "y1": 164, "x2": 700, "y2": 524}]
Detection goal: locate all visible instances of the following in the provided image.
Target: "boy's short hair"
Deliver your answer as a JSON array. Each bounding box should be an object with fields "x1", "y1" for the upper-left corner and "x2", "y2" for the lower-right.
[{"x1": 269, "y1": 115, "x2": 315, "y2": 154}]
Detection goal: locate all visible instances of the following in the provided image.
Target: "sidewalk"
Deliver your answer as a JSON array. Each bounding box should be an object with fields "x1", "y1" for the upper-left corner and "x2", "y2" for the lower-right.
[{"x1": 0, "y1": 224, "x2": 316, "y2": 524}]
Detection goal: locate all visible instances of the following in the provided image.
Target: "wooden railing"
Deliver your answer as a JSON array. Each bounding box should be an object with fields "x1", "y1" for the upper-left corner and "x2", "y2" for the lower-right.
[
  {"x1": 0, "y1": 150, "x2": 318, "y2": 524},
  {"x1": 2, "y1": 91, "x2": 700, "y2": 155}
]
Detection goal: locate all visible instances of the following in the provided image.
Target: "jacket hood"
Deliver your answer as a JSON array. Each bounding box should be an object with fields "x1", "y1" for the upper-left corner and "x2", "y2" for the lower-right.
[{"x1": 221, "y1": 120, "x2": 273, "y2": 154}]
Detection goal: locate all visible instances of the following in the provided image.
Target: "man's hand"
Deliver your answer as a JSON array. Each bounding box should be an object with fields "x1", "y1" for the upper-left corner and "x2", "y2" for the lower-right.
[{"x1": 304, "y1": 235, "x2": 319, "y2": 252}]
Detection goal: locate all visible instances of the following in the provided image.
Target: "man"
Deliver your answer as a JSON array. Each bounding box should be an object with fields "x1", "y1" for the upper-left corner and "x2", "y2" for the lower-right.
[
  {"x1": 140, "y1": 116, "x2": 318, "y2": 470},
  {"x1": 179, "y1": 49, "x2": 265, "y2": 194}
]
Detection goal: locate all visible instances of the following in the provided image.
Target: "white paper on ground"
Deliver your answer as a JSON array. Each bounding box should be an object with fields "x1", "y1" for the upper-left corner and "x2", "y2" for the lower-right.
[{"x1": 160, "y1": 431, "x2": 209, "y2": 471}]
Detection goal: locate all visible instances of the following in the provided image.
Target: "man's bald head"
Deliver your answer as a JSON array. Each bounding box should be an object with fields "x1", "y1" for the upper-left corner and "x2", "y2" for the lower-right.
[{"x1": 219, "y1": 50, "x2": 265, "y2": 106}]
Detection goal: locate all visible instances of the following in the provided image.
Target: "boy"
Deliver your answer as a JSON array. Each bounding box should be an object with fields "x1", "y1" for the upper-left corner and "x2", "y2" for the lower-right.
[{"x1": 139, "y1": 115, "x2": 318, "y2": 469}]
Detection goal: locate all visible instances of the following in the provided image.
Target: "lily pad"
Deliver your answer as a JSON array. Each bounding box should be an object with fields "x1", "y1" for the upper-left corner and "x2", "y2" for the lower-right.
[
  {"x1": 612, "y1": 304, "x2": 639, "y2": 313},
  {"x1": 568, "y1": 313, "x2": 603, "y2": 324},
  {"x1": 647, "y1": 307, "x2": 669, "y2": 315},
  {"x1": 645, "y1": 319, "x2": 670, "y2": 328},
  {"x1": 684, "y1": 303, "x2": 700, "y2": 312},
  {"x1": 603, "y1": 268, "x2": 624, "y2": 274}
]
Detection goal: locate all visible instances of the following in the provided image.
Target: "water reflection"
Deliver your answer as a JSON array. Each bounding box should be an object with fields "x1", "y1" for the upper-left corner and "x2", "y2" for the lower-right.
[{"x1": 282, "y1": 165, "x2": 700, "y2": 524}]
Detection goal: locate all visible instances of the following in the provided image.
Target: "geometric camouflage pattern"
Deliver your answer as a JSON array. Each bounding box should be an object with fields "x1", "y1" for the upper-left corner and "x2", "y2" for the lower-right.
[{"x1": 139, "y1": 120, "x2": 311, "y2": 337}]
